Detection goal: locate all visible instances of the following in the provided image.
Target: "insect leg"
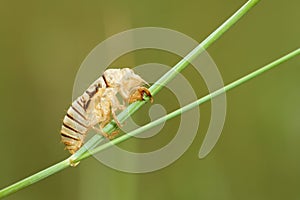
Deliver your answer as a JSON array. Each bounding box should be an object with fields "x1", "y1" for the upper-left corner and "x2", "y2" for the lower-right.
[
  {"x1": 111, "y1": 108, "x2": 122, "y2": 127},
  {"x1": 108, "y1": 130, "x2": 120, "y2": 139},
  {"x1": 98, "y1": 120, "x2": 120, "y2": 139},
  {"x1": 92, "y1": 125, "x2": 111, "y2": 139},
  {"x1": 128, "y1": 86, "x2": 153, "y2": 103},
  {"x1": 94, "y1": 106, "x2": 120, "y2": 139},
  {"x1": 109, "y1": 94, "x2": 126, "y2": 127}
]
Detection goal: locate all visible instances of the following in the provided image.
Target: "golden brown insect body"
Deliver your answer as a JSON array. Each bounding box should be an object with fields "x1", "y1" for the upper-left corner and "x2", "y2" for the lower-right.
[{"x1": 61, "y1": 68, "x2": 152, "y2": 154}]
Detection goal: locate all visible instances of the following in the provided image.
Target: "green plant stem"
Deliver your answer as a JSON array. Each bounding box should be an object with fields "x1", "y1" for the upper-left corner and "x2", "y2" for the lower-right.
[
  {"x1": 72, "y1": 0, "x2": 261, "y2": 162},
  {"x1": 1, "y1": 48, "x2": 298, "y2": 200},
  {"x1": 0, "y1": 0, "x2": 259, "y2": 198},
  {"x1": 76, "y1": 48, "x2": 300, "y2": 160},
  {"x1": 0, "y1": 159, "x2": 70, "y2": 198},
  {"x1": 150, "y1": 0, "x2": 260, "y2": 96}
]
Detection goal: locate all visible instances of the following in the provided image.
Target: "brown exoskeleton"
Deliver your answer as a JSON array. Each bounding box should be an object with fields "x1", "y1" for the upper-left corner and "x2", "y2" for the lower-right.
[{"x1": 60, "y1": 68, "x2": 152, "y2": 154}]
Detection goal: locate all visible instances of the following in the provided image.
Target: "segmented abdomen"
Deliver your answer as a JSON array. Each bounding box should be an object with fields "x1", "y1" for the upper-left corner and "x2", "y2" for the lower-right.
[
  {"x1": 61, "y1": 99, "x2": 90, "y2": 154},
  {"x1": 61, "y1": 74, "x2": 108, "y2": 154},
  {"x1": 60, "y1": 68, "x2": 150, "y2": 154}
]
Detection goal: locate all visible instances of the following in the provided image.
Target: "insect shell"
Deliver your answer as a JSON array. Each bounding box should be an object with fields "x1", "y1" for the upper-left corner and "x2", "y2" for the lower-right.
[{"x1": 61, "y1": 68, "x2": 152, "y2": 154}]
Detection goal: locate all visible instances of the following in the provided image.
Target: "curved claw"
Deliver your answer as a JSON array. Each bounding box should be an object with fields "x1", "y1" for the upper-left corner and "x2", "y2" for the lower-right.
[{"x1": 128, "y1": 87, "x2": 153, "y2": 104}]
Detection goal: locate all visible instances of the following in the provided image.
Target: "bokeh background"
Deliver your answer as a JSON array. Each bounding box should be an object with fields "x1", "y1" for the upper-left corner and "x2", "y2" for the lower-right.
[{"x1": 1, "y1": 0, "x2": 299, "y2": 199}]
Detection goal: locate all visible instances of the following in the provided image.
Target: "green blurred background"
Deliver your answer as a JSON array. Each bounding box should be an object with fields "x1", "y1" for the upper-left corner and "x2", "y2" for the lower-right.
[{"x1": 1, "y1": 0, "x2": 300, "y2": 199}]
